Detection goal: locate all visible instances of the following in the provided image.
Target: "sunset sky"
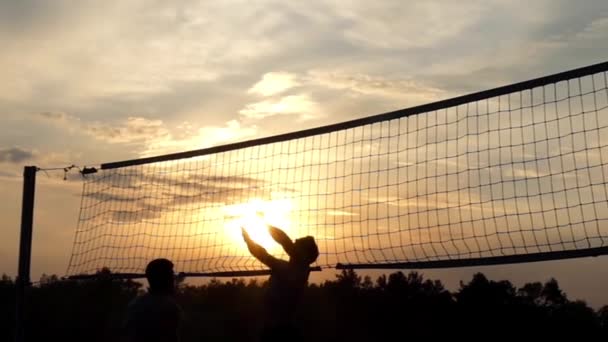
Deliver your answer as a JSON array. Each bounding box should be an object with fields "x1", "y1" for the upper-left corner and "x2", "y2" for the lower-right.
[{"x1": 2, "y1": 0, "x2": 608, "y2": 307}]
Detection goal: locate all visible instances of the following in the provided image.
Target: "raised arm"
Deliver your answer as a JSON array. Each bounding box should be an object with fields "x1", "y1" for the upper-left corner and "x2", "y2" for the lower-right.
[
  {"x1": 268, "y1": 226, "x2": 296, "y2": 257},
  {"x1": 242, "y1": 228, "x2": 279, "y2": 268}
]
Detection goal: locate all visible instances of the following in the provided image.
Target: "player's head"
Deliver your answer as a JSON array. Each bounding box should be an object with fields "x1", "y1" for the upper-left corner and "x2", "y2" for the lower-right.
[
  {"x1": 145, "y1": 258, "x2": 175, "y2": 295},
  {"x1": 292, "y1": 236, "x2": 319, "y2": 266}
]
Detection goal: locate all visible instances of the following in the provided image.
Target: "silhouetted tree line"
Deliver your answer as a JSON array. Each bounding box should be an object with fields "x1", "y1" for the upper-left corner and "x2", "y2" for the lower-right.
[{"x1": 2, "y1": 269, "x2": 608, "y2": 341}]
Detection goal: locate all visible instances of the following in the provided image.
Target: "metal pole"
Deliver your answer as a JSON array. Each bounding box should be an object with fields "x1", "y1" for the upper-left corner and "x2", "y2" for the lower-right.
[{"x1": 15, "y1": 166, "x2": 37, "y2": 342}]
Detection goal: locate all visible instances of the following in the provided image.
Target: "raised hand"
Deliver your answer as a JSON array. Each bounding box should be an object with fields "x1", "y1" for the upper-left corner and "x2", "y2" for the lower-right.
[{"x1": 268, "y1": 225, "x2": 295, "y2": 256}]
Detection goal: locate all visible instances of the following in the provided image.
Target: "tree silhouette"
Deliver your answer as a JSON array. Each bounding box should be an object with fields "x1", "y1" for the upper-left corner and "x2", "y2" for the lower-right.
[{"x1": 2, "y1": 269, "x2": 606, "y2": 341}]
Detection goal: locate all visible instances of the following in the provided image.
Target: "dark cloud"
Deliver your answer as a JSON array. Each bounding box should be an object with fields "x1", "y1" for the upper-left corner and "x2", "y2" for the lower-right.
[
  {"x1": 0, "y1": 147, "x2": 35, "y2": 163},
  {"x1": 81, "y1": 172, "x2": 281, "y2": 223},
  {"x1": 0, "y1": 0, "x2": 66, "y2": 36},
  {"x1": 38, "y1": 112, "x2": 70, "y2": 121}
]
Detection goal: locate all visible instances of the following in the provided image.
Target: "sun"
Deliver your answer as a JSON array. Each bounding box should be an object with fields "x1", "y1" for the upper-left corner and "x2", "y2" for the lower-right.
[{"x1": 223, "y1": 198, "x2": 293, "y2": 250}]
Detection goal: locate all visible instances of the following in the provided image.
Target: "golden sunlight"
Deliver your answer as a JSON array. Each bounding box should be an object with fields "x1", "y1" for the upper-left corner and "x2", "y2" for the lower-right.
[{"x1": 223, "y1": 198, "x2": 294, "y2": 250}]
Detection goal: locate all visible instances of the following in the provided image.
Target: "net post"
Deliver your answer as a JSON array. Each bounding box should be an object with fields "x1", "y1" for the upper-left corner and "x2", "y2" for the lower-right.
[{"x1": 15, "y1": 166, "x2": 37, "y2": 342}]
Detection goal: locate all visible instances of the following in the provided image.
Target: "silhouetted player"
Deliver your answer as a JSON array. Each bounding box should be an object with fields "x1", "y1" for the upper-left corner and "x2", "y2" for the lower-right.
[
  {"x1": 242, "y1": 225, "x2": 319, "y2": 341},
  {"x1": 124, "y1": 258, "x2": 183, "y2": 342}
]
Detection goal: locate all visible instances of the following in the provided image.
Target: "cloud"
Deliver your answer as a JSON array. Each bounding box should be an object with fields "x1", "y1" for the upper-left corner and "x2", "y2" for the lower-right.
[
  {"x1": 308, "y1": 70, "x2": 443, "y2": 101},
  {"x1": 239, "y1": 94, "x2": 321, "y2": 121},
  {"x1": 512, "y1": 168, "x2": 550, "y2": 179},
  {"x1": 575, "y1": 17, "x2": 608, "y2": 40},
  {"x1": 82, "y1": 172, "x2": 278, "y2": 223},
  {"x1": 39, "y1": 112, "x2": 70, "y2": 121},
  {"x1": 85, "y1": 117, "x2": 170, "y2": 144},
  {"x1": 0, "y1": 1, "x2": 283, "y2": 104},
  {"x1": 239, "y1": 69, "x2": 444, "y2": 126},
  {"x1": 326, "y1": 210, "x2": 359, "y2": 217},
  {"x1": 0, "y1": 147, "x2": 35, "y2": 163},
  {"x1": 248, "y1": 72, "x2": 300, "y2": 96},
  {"x1": 336, "y1": 1, "x2": 484, "y2": 49},
  {"x1": 141, "y1": 119, "x2": 258, "y2": 157},
  {"x1": 35, "y1": 111, "x2": 81, "y2": 129},
  {"x1": 37, "y1": 112, "x2": 170, "y2": 143},
  {"x1": 36, "y1": 112, "x2": 258, "y2": 158}
]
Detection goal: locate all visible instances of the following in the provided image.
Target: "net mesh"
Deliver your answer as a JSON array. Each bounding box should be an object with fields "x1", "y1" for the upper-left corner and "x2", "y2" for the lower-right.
[{"x1": 66, "y1": 68, "x2": 608, "y2": 276}]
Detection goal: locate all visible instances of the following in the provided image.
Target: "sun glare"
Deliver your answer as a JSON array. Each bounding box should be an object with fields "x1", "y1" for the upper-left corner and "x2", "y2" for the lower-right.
[{"x1": 224, "y1": 198, "x2": 294, "y2": 250}]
